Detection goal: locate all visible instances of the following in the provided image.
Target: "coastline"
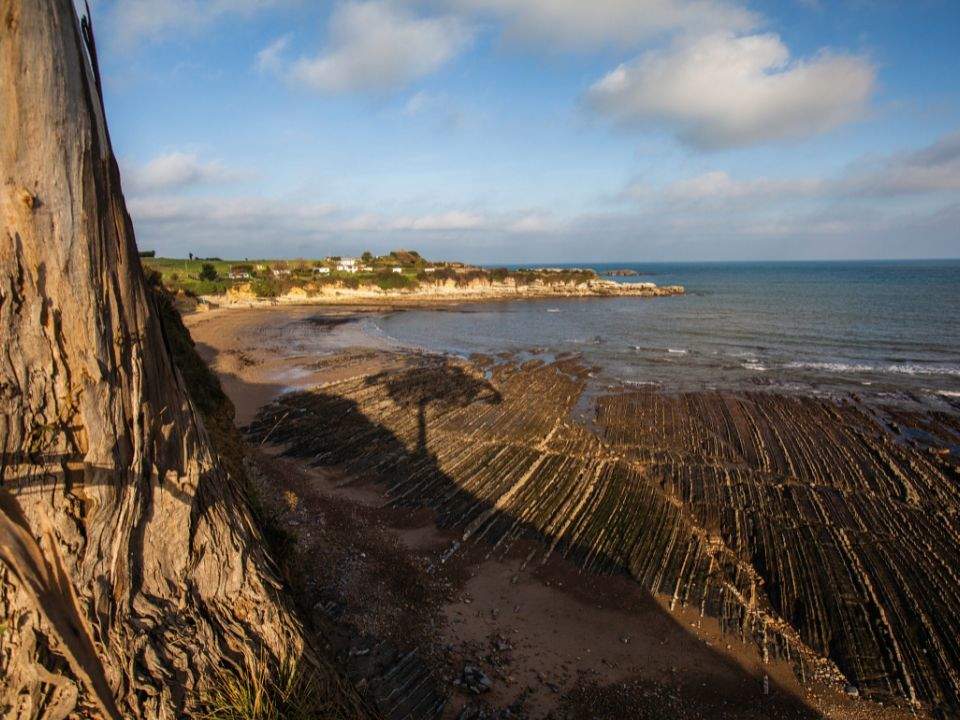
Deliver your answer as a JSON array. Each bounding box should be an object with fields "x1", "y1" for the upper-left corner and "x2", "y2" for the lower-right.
[
  {"x1": 185, "y1": 304, "x2": 951, "y2": 719},
  {"x1": 192, "y1": 277, "x2": 684, "y2": 310}
]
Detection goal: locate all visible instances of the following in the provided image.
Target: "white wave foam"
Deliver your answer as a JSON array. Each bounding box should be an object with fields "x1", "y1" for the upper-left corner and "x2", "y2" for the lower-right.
[
  {"x1": 667, "y1": 348, "x2": 688, "y2": 355},
  {"x1": 786, "y1": 361, "x2": 960, "y2": 377},
  {"x1": 743, "y1": 362, "x2": 767, "y2": 371}
]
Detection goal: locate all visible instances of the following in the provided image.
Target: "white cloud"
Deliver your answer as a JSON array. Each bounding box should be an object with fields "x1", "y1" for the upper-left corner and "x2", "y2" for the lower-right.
[
  {"x1": 626, "y1": 170, "x2": 824, "y2": 204},
  {"x1": 126, "y1": 129, "x2": 960, "y2": 262},
  {"x1": 440, "y1": 0, "x2": 756, "y2": 49},
  {"x1": 123, "y1": 152, "x2": 242, "y2": 192},
  {"x1": 507, "y1": 213, "x2": 560, "y2": 233},
  {"x1": 586, "y1": 33, "x2": 875, "y2": 149},
  {"x1": 282, "y1": 1, "x2": 473, "y2": 93},
  {"x1": 256, "y1": 35, "x2": 290, "y2": 74},
  {"x1": 130, "y1": 196, "x2": 338, "y2": 225},
  {"x1": 391, "y1": 210, "x2": 485, "y2": 230},
  {"x1": 105, "y1": 0, "x2": 279, "y2": 46},
  {"x1": 842, "y1": 130, "x2": 960, "y2": 197},
  {"x1": 623, "y1": 131, "x2": 960, "y2": 210},
  {"x1": 402, "y1": 91, "x2": 434, "y2": 116}
]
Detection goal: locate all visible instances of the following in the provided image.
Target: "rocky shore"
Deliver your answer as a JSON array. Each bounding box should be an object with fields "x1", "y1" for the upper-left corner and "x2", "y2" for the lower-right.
[
  {"x1": 184, "y1": 305, "x2": 947, "y2": 720},
  {"x1": 196, "y1": 277, "x2": 684, "y2": 309}
]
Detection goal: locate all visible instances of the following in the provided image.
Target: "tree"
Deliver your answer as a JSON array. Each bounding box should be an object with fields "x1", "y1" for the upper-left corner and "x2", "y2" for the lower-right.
[
  {"x1": 199, "y1": 262, "x2": 218, "y2": 280},
  {"x1": 361, "y1": 250, "x2": 374, "y2": 263},
  {"x1": 0, "y1": 4, "x2": 374, "y2": 718}
]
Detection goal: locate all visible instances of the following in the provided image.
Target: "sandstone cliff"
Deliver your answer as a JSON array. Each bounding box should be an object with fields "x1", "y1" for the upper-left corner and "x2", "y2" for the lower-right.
[{"x1": 205, "y1": 276, "x2": 685, "y2": 309}]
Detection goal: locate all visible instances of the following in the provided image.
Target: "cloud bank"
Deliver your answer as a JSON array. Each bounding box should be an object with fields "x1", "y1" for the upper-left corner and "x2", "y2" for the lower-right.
[
  {"x1": 123, "y1": 131, "x2": 960, "y2": 261},
  {"x1": 587, "y1": 33, "x2": 875, "y2": 149}
]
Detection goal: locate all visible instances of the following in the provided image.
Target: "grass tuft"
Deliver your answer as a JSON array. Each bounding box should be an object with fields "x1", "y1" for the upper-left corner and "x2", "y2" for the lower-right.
[{"x1": 203, "y1": 654, "x2": 335, "y2": 720}]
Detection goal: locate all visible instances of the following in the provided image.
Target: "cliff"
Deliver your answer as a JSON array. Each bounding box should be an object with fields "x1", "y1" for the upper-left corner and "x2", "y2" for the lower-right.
[{"x1": 202, "y1": 276, "x2": 685, "y2": 309}]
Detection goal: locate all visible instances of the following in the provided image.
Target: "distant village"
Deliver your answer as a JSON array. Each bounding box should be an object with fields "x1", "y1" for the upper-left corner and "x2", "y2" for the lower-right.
[
  {"x1": 140, "y1": 249, "x2": 610, "y2": 300},
  {"x1": 220, "y1": 250, "x2": 465, "y2": 280}
]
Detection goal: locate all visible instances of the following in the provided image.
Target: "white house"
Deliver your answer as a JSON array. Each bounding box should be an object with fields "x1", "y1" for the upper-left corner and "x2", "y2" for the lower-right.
[
  {"x1": 313, "y1": 266, "x2": 330, "y2": 275},
  {"x1": 391, "y1": 266, "x2": 403, "y2": 274},
  {"x1": 336, "y1": 257, "x2": 359, "y2": 273},
  {"x1": 423, "y1": 267, "x2": 436, "y2": 273},
  {"x1": 272, "y1": 267, "x2": 291, "y2": 277}
]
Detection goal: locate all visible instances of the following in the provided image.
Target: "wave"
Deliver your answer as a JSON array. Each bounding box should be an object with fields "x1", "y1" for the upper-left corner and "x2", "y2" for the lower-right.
[
  {"x1": 666, "y1": 348, "x2": 688, "y2": 355},
  {"x1": 786, "y1": 361, "x2": 960, "y2": 377},
  {"x1": 742, "y1": 362, "x2": 767, "y2": 371}
]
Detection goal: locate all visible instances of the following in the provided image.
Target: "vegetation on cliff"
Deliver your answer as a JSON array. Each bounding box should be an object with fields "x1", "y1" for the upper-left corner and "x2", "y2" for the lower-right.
[{"x1": 143, "y1": 254, "x2": 613, "y2": 298}]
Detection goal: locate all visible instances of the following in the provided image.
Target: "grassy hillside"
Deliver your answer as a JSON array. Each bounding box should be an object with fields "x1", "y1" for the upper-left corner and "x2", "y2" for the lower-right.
[
  {"x1": 142, "y1": 256, "x2": 422, "y2": 297},
  {"x1": 142, "y1": 255, "x2": 599, "y2": 298}
]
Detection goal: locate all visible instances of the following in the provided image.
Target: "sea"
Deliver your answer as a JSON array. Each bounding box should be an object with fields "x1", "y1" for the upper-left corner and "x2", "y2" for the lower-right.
[{"x1": 364, "y1": 260, "x2": 960, "y2": 406}]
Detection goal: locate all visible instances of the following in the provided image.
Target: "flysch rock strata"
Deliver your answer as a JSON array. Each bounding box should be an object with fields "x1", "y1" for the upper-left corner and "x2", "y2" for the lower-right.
[{"x1": 247, "y1": 354, "x2": 960, "y2": 714}]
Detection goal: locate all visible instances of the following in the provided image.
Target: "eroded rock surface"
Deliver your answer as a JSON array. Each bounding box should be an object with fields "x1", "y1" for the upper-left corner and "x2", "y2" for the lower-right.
[{"x1": 249, "y1": 355, "x2": 960, "y2": 714}]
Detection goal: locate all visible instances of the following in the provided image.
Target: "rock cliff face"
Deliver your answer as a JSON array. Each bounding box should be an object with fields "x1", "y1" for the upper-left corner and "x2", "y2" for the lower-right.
[
  {"x1": 209, "y1": 277, "x2": 685, "y2": 308},
  {"x1": 0, "y1": 3, "x2": 369, "y2": 718}
]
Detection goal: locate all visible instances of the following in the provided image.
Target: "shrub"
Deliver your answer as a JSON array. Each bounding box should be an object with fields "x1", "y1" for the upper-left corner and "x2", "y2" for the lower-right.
[
  {"x1": 490, "y1": 267, "x2": 509, "y2": 282},
  {"x1": 191, "y1": 280, "x2": 228, "y2": 296},
  {"x1": 373, "y1": 269, "x2": 417, "y2": 290},
  {"x1": 426, "y1": 267, "x2": 457, "y2": 282},
  {"x1": 199, "y1": 263, "x2": 218, "y2": 281},
  {"x1": 456, "y1": 269, "x2": 489, "y2": 287},
  {"x1": 250, "y1": 278, "x2": 281, "y2": 298},
  {"x1": 340, "y1": 275, "x2": 360, "y2": 289}
]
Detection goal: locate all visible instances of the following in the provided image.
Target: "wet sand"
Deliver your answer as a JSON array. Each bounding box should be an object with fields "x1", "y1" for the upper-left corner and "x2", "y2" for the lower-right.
[{"x1": 186, "y1": 304, "x2": 938, "y2": 720}]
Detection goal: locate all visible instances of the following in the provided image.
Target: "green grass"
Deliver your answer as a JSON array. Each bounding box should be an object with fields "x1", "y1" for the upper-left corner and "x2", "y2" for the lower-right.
[{"x1": 142, "y1": 256, "x2": 595, "y2": 297}]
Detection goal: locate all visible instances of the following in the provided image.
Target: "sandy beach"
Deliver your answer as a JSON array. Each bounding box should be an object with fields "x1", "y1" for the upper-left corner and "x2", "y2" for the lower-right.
[{"x1": 184, "y1": 303, "x2": 951, "y2": 719}]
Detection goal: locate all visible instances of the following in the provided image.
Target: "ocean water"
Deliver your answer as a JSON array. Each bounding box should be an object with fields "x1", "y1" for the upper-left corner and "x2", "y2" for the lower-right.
[{"x1": 366, "y1": 260, "x2": 960, "y2": 404}]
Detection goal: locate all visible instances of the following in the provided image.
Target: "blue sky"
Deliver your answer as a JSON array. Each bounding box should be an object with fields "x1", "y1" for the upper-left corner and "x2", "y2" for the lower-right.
[{"x1": 88, "y1": 0, "x2": 960, "y2": 262}]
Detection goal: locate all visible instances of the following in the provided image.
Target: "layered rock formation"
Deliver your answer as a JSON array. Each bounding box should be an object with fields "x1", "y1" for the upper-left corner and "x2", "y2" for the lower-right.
[
  {"x1": 0, "y1": 3, "x2": 373, "y2": 717},
  {"x1": 249, "y1": 354, "x2": 960, "y2": 714},
  {"x1": 205, "y1": 277, "x2": 685, "y2": 308}
]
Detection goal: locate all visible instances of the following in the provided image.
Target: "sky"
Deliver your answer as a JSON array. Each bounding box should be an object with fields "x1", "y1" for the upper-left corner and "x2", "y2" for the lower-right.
[{"x1": 86, "y1": 0, "x2": 960, "y2": 263}]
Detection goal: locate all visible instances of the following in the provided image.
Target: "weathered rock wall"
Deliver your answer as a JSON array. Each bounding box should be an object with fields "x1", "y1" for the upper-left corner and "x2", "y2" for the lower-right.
[{"x1": 204, "y1": 278, "x2": 685, "y2": 308}]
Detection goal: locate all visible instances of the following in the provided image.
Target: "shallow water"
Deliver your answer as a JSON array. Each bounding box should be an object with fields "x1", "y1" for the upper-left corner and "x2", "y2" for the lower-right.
[{"x1": 365, "y1": 260, "x2": 960, "y2": 404}]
